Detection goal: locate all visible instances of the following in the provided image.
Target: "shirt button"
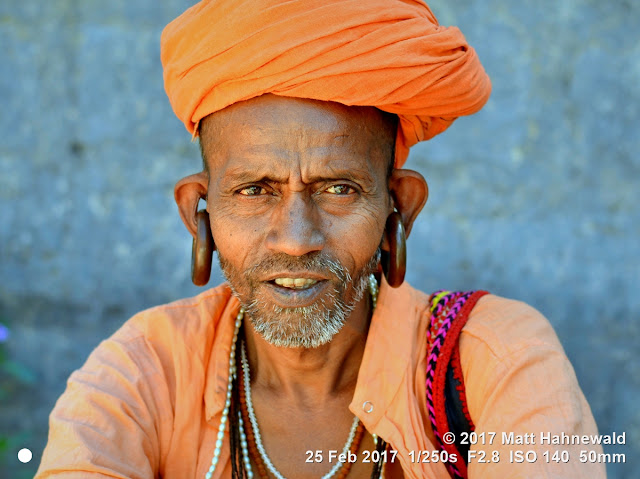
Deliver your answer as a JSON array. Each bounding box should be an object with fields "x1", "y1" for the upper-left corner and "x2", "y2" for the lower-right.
[{"x1": 362, "y1": 401, "x2": 374, "y2": 413}]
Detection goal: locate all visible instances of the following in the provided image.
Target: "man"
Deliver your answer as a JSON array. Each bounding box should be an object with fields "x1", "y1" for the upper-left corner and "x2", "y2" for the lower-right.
[{"x1": 37, "y1": 1, "x2": 605, "y2": 478}]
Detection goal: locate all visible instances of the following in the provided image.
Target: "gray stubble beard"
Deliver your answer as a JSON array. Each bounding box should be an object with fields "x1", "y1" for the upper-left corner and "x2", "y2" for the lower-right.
[{"x1": 220, "y1": 249, "x2": 380, "y2": 349}]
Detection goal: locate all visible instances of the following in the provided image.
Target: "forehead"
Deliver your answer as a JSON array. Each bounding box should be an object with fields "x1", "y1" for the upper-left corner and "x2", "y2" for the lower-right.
[{"x1": 199, "y1": 95, "x2": 395, "y2": 179}]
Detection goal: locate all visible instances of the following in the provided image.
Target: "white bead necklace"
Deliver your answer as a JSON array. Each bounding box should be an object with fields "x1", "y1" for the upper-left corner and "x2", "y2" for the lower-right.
[
  {"x1": 205, "y1": 307, "x2": 244, "y2": 479},
  {"x1": 238, "y1": 413, "x2": 254, "y2": 478},
  {"x1": 205, "y1": 274, "x2": 379, "y2": 478},
  {"x1": 241, "y1": 340, "x2": 360, "y2": 479}
]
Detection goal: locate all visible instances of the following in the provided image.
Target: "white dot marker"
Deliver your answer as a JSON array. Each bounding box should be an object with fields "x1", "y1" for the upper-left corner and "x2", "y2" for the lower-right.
[{"x1": 18, "y1": 448, "x2": 32, "y2": 463}]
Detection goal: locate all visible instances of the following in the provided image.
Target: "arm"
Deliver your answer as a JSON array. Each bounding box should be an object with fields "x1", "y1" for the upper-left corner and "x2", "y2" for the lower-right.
[
  {"x1": 36, "y1": 331, "x2": 173, "y2": 478},
  {"x1": 460, "y1": 296, "x2": 606, "y2": 479}
]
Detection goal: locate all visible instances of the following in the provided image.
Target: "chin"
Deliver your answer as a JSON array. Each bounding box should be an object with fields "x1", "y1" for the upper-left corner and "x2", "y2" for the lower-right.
[{"x1": 245, "y1": 296, "x2": 353, "y2": 349}]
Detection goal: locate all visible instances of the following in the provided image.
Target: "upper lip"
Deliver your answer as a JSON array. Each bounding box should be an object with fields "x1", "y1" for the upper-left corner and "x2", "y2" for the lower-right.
[{"x1": 262, "y1": 272, "x2": 330, "y2": 282}]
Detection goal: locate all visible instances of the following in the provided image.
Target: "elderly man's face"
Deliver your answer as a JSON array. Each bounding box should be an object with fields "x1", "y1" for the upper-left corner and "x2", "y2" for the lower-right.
[{"x1": 192, "y1": 95, "x2": 402, "y2": 347}]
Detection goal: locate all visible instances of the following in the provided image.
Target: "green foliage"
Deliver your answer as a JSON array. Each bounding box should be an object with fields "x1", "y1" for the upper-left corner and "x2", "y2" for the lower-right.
[
  {"x1": 0, "y1": 431, "x2": 37, "y2": 479},
  {"x1": 0, "y1": 322, "x2": 37, "y2": 402},
  {"x1": 2, "y1": 359, "x2": 38, "y2": 386},
  {"x1": 0, "y1": 321, "x2": 38, "y2": 477}
]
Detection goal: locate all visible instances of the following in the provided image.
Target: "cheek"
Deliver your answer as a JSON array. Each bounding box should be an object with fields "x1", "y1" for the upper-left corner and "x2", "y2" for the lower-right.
[
  {"x1": 208, "y1": 206, "x2": 265, "y2": 264},
  {"x1": 326, "y1": 209, "x2": 386, "y2": 268}
]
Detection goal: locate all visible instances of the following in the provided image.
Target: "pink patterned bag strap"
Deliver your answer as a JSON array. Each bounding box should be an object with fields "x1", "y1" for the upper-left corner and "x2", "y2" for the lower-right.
[{"x1": 426, "y1": 290, "x2": 489, "y2": 479}]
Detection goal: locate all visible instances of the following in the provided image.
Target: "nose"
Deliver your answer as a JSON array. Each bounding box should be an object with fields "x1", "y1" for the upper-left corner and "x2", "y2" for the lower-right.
[{"x1": 265, "y1": 192, "x2": 324, "y2": 256}]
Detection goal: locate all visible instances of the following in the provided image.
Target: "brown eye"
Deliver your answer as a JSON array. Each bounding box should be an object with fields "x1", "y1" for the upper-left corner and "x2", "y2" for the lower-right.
[
  {"x1": 325, "y1": 184, "x2": 354, "y2": 195},
  {"x1": 238, "y1": 185, "x2": 267, "y2": 196}
]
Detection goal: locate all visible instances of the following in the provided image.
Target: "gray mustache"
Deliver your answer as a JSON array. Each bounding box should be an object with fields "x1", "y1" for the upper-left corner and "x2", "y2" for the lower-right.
[{"x1": 245, "y1": 252, "x2": 352, "y2": 285}]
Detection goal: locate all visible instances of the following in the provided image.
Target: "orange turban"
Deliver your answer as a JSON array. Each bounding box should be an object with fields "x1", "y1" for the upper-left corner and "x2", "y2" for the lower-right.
[{"x1": 161, "y1": 0, "x2": 491, "y2": 167}]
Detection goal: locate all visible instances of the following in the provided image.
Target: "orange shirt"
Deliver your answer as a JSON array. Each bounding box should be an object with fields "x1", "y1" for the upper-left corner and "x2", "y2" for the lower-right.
[{"x1": 36, "y1": 281, "x2": 605, "y2": 478}]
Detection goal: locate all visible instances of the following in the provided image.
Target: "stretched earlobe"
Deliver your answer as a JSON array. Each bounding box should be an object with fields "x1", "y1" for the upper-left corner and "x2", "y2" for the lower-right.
[
  {"x1": 381, "y1": 211, "x2": 406, "y2": 288},
  {"x1": 191, "y1": 210, "x2": 215, "y2": 286}
]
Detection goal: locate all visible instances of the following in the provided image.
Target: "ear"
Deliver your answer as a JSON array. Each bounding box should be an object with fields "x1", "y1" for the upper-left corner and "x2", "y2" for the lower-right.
[
  {"x1": 388, "y1": 169, "x2": 429, "y2": 238},
  {"x1": 174, "y1": 172, "x2": 209, "y2": 238}
]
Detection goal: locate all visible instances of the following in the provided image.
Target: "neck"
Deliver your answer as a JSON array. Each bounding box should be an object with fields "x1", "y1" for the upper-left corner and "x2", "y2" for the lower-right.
[{"x1": 242, "y1": 292, "x2": 372, "y2": 406}]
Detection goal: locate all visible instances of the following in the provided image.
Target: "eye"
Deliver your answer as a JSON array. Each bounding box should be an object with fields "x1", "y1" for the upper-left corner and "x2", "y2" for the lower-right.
[
  {"x1": 325, "y1": 184, "x2": 355, "y2": 195},
  {"x1": 238, "y1": 185, "x2": 267, "y2": 196}
]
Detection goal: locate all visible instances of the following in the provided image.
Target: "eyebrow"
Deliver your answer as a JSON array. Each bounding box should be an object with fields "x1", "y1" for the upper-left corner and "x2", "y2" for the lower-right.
[
  {"x1": 221, "y1": 166, "x2": 374, "y2": 186},
  {"x1": 304, "y1": 168, "x2": 374, "y2": 185},
  {"x1": 221, "y1": 167, "x2": 287, "y2": 185}
]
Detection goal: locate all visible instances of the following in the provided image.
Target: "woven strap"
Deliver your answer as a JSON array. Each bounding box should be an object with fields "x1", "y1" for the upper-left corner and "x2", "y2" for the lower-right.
[{"x1": 426, "y1": 290, "x2": 488, "y2": 479}]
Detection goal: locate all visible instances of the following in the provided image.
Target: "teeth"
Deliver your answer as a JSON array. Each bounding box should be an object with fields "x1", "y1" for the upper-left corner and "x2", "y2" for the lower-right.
[{"x1": 274, "y1": 278, "x2": 319, "y2": 289}]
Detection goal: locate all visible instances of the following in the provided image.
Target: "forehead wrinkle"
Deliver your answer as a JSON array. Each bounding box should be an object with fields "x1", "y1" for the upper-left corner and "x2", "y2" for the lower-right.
[
  {"x1": 218, "y1": 138, "x2": 372, "y2": 183},
  {"x1": 242, "y1": 128, "x2": 351, "y2": 152},
  {"x1": 209, "y1": 125, "x2": 351, "y2": 164}
]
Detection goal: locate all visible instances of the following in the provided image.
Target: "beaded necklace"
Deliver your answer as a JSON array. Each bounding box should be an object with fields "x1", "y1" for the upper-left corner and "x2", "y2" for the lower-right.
[
  {"x1": 205, "y1": 308, "x2": 244, "y2": 479},
  {"x1": 240, "y1": 340, "x2": 366, "y2": 479},
  {"x1": 205, "y1": 274, "x2": 380, "y2": 479}
]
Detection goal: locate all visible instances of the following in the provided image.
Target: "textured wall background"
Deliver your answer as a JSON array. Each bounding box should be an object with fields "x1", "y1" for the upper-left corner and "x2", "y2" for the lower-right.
[{"x1": 0, "y1": 1, "x2": 637, "y2": 477}]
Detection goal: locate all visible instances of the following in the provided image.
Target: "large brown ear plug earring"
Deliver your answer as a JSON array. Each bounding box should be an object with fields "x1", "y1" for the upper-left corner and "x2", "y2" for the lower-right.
[
  {"x1": 191, "y1": 209, "x2": 215, "y2": 286},
  {"x1": 381, "y1": 211, "x2": 406, "y2": 288}
]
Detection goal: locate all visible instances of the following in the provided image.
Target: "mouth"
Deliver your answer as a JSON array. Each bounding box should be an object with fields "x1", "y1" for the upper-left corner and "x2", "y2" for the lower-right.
[
  {"x1": 262, "y1": 275, "x2": 331, "y2": 308},
  {"x1": 271, "y1": 277, "x2": 319, "y2": 290}
]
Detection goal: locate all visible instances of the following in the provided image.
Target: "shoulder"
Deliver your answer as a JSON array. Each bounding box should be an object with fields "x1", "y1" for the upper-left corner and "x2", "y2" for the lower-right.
[
  {"x1": 460, "y1": 293, "x2": 569, "y2": 374},
  {"x1": 458, "y1": 295, "x2": 590, "y2": 423},
  {"x1": 111, "y1": 282, "x2": 236, "y2": 350},
  {"x1": 459, "y1": 293, "x2": 568, "y2": 386},
  {"x1": 462, "y1": 293, "x2": 564, "y2": 359},
  {"x1": 383, "y1": 286, "x2": 562, "y2": 361},
  {"x1": 75, "y1": 282, "x2": 237, "y2": 395}
]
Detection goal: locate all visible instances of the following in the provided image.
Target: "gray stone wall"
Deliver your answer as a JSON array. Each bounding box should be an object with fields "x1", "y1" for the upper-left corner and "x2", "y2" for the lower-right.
[{"x1": 0, "y1": 1, "x2": 637, "y2": 477}]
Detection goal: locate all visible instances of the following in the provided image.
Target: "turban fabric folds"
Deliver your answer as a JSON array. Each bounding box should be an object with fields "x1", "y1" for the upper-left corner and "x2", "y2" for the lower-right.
[{"x1": 161, "y1": 0, "x2": 491, "y2": 167}]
